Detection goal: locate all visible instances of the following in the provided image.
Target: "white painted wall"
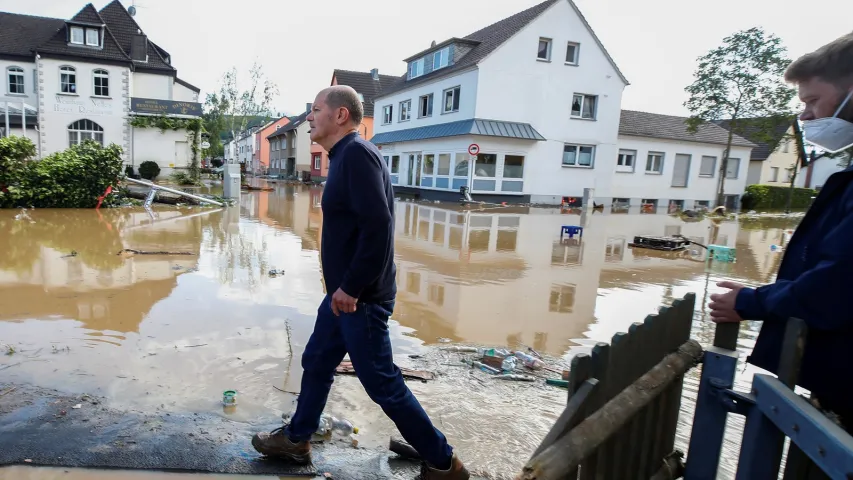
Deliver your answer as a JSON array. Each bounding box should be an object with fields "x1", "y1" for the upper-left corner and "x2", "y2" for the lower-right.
[
  {"x1": 132, "y1": 127, "x2": 192, "y2": 178},
  {"x1": 797, "y1": 156, "x2": 849, "y2": 189},
  {"x1": 746, "y1": 161, "x2": 762, "y2": 186},
  {"x1": 132, "y1": 72, "x2": 171, "y2": 100},
  {"x1": 37, "y1": 58, "x2": 131, "y2": 161},
  {"x1": 172, "y1": 81, "x2": 198, "y2": 102},
  {"x1": 613, "y1": 136, "x2": 751, "y2": 205},
  {"x1": 372, "y1": 69, "x2": 479, "y2": 134},
  {"x1": 475, "y1": 0, "x2": 626, "y2": 202},
  {"x1": 294, "y1": 122, "x2": 312, "y2": 172},
  {"x1": 1, "y1": 58, "x2": 39, "y2": 107}
]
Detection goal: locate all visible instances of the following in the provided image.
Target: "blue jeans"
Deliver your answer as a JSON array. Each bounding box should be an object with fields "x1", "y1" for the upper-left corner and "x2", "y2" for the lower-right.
[{"x1": 286, "y1": 296, "x2": 453, "y2": 469}]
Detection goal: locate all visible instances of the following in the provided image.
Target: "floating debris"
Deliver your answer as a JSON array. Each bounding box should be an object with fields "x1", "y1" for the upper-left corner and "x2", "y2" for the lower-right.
[
  {"x1": 268, "y1": 269, "x2": 285, "y2": 277},
  {"x1": 336, "y1": 361, "x2": 434, "y2": 382}
]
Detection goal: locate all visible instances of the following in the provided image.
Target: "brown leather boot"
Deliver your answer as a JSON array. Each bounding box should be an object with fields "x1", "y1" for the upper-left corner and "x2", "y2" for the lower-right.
[
  {"x1": 417, "y1": 454, "x2": 470, "y2": 479},
  {"x1": 251, "y1": 426, "x2": 311, "y2": 465}
]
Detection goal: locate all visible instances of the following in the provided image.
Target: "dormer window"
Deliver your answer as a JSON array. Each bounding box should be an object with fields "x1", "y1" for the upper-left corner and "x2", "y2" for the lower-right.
[
  {"x1": 408, "y1": 58, "x2": 424, "y2": 80},
  {"x1": 433, "y1": 47, "x2": 450, "y2": 71},
  {"x1": 86, "y1": 29, "x2": 100, "y2": 47},
  {"x1": 70, "y1": 27, "x2": 84, "y2": 45},
  {"x1": 69, "y1": 25, "x2": 101, "y2": 47}
]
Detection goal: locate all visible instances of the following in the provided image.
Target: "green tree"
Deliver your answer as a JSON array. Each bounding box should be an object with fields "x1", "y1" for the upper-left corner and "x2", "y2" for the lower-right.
[
  {"x1": 209, "y1": 62, "x2": 279, "y2": 153},
  {"x1": 684, "y1": 27, "x2": 797, "y2": 207}
]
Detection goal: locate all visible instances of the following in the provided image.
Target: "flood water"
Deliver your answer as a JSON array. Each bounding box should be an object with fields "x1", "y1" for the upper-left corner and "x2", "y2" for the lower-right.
[{"x1": 0, "y1": 183, "x2": 801, "y2": 479}]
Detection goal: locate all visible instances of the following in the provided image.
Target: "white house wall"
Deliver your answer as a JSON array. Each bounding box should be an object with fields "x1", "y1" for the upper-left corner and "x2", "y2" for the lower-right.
[
  {"x1": 613, "y1": 136, "x2": 751, "y2": 207},
  {"x1": 372, "y1": 69, "x2": 479, "y2": 134},
  {"x1": 475, "y1": 0, "x2": 626, "y2": 204},
  {"x1": 172, "y1": 82, "x2": 198, "y2": 102},
  {"x1": 1, "y1": 58, "x2": 39, "y2": 107},
  {"x1": 133, "y1": 72, "x2": 172, "y2": 100},
  {"x1": 37, "y1": 58, "x2": 131, "y2": 161},
  {"x1": 132, "y1": 127, "x2": 193, "y2": 177},
  {"x1": 798, "y1": 156, "x2": 847, "y2": 189},
  {"x1": 294, "y1": 123, "x2": 313, "y2": 173}
]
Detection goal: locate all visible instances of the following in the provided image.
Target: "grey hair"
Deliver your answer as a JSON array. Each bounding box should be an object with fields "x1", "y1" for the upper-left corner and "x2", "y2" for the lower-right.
[{"x1": 323, "y1": 85, "x2": 364, "y2": 126}]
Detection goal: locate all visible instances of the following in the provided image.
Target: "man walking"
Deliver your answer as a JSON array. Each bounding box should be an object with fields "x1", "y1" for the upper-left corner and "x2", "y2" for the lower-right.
[
  {"x1": 710, "y1": 32, "x2": 853, "y2": 430},
  {"x1": 252, "y1": 85, "x2": 469, "y2": 479}
]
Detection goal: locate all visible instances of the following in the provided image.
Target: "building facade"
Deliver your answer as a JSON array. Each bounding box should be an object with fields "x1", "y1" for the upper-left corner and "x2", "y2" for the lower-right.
[
  {"x1": 0, "y1": 1, "x2": 201, "y2": 179},
  {"x1": 370, "y1": 0, "x2": 629, "y2": 205},
  {"x1": 309, "y1": 68, "x2": 400, "y2": 181},
  {"x1": 267, "y1": 107, "x2": 311, "y2": 179},
  {"x1": 254, "y1": 116, "x2": 290, "y2": 174}
]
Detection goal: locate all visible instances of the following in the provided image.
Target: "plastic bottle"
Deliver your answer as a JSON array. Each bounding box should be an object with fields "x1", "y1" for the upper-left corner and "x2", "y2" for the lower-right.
[
  {"x1": 514, "y1": 351, "x2": 545, "y2": 370},
  {"x1": 471, "y1": 361, "x2": 500, "y2": 374},
  {"x1": 440, "y1": 346, "x2": 480, "y2": 353},
  {"x1": 501, "y1": 356, "x2": 518, "y2": 373}
]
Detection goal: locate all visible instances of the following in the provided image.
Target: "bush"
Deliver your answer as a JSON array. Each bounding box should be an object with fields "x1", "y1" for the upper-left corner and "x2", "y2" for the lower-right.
[
  {"x1": 0, "y1": 136, "x2": 38, "y2": 207},
  {"x1": 139, "y1": 161, "x2": 161, "y2": 180},
  {"x1": 741, "y1": 184, "x2": 817, "y2": 210},
  {"x1": 170, "y1": 171, "x2": 201, "y2": 186}
]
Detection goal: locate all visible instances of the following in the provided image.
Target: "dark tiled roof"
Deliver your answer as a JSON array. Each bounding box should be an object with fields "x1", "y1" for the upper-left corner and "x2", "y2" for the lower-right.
[
  {"x1": 0, "y1": 12, "x2": 65, "y2": 58},
  {"x1": 268, "y1": 110, "x2": 310, "y2": 139},
  {"x1": 619, "y1": 110, "x2": 756, "y2": 148},
  {"x1": 332, "y1": 69, "x2": 400, "y2": 117},
  {"x1": 35, "y1": 4, "x2": 131, "y2": 64},
  {"x1": 377, "y1": 0, "x2": 628, "y2": 99},
  {"x1": 714, "y1": 117, "x2": 793, "y2": 161},
  {"x1": 98, "y1": 0, "x2": 174, "y2": 72},
  {"x1": 370, "y1": 118, "x2": 545, "y2": 144}
]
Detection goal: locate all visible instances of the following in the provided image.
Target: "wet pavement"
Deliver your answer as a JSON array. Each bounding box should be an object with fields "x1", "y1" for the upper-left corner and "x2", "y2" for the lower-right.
[{"x1": 0, "y1": 182, "x2": 802, "y2": 479}]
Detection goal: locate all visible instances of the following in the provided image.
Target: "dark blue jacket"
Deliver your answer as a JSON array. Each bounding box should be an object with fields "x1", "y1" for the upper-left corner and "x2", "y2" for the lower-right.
[
  {"x1": 320, "y1": 132, "x2": 396, "y2": 304},
  {"x1": 736, "y1": 165, "x2": 853, "y2": 416}
]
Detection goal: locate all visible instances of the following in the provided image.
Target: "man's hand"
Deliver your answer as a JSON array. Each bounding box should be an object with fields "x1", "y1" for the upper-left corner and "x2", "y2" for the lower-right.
[
  {"x1": 709, "y1": 281, "x2": 746, "y2": 323},
  {"x1": 331, "y1": 288, "x2": 358, "y2": 316}
]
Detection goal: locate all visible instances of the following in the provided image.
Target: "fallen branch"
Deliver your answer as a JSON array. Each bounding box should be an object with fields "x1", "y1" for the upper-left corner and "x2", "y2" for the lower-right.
[
  {"x1": 519, "y1": 340, "x2": 703, "y2": 480},
  {"x1": 183, "y1": 344, "x2": 208, "y2": 348},
  {"x1": 118, "y1": 249, "x2": 195, "y2": 256},
  {"x1": 272, "y1": 385, "x2": 298, "y2": 395},
  {"x1": 0, "y1": 386, "x2": 18, "y2": 397}
]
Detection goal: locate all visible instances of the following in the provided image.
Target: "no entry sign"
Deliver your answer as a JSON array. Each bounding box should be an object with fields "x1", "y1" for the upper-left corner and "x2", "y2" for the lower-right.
[{"x1": 468, "y1": 143, "x2": 480, "y2": 156}]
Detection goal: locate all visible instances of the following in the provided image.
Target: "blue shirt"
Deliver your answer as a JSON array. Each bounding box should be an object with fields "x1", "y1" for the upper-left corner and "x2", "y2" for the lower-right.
[{"x1": 320, "y1": 132, "x2": 397, "y2": 303}]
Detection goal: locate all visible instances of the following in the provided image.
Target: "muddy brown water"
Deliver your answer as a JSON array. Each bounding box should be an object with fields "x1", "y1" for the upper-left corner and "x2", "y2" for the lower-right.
[{"x1": 0, "y1": 182, "x2": 801, "y2": 479}]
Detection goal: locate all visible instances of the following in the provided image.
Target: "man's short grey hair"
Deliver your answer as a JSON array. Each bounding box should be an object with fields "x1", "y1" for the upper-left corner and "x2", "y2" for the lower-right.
[{"x1": 324, "y1": 86, "x2": 364, "y2": 126}]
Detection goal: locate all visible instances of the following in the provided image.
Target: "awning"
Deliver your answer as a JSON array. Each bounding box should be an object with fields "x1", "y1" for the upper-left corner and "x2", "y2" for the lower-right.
[
  {"x1": 370, "y1": 118, "x2": 546, "y2": 145},
  {"x1": 1, "y1": 101, "x2": 38, "y2": 130}
]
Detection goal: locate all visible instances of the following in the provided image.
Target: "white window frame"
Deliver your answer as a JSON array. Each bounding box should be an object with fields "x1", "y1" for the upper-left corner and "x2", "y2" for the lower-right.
[
  {"x1": 699, "y1": 155, "x2": 716, "y2": 177},
  {"x1": 59, "y1": 66, "x2": 77, "y2": 94},
  {"x1": 616, "y1": 149, "x2": 636, "y2": 173},
  {"x1": 382, "y1": 105, "x2": 393, "y2": 125},
  {"x1": 433, "y1": 47, "x2": 450, "y2": 70},
  {"x1": 770, "y1": 166, "x2": 779, "y2": 182},
  {"x1": 67, "y1": 119, "x2": 104, "y2": 147},
  {"x1": 537, "y1": 37, "x2": 552, "y2": 61},
  {"x1": 92, "y1": 69, "x2": 109, "y2": 97},
  {"x1": 399, "y1": 100, "x2": 411, "y2": 122},
  {"x1": 443, "y1": 86, "x2": 460, "y2": 114},
  {"x1": 646, "y1": 152, "x2": 664, "y2": 174},
  {"x1": 571, "y1": 93, "x2": 597, "y2": 120},
  {"x1": 408, "y1": 58, "x2": 424, "y2": 80},
  {"x1": 565, "y1": 42, "x2": 580, "y2": 65},
  {"x1": 6, "y1": 66, "x2": 24, "y2": 95},
  {"x1": 562, "y1": 144, "x2": 595, "y2": 168},
  {"x1": 86, "y1": 28, "x2": 100, "y2": 47},
  {"x1": 70, "y1": 27, "x2": 84, "y2": 45},
  {"x1": 419, "y1": 93, "x2": 433, "y2": 118},
  {"x1": 313, "y1": 153, "x2": 322, "y2": 170},
  {"x1": 725, "y1": 158, "x2": 741, "y2": 179}
]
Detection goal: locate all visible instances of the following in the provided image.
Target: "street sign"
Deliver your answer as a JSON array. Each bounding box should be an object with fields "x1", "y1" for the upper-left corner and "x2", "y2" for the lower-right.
[
  {"x1": 468, "y1": 143, "x2": 480, "y2": 156},
  {"x1": 201, "y1": 141, "x2": 211, "y2": 149}
]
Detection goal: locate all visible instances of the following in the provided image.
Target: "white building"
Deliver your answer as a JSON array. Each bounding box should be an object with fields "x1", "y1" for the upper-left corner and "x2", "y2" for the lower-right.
[
  {"x1": 370, "y1": 0, "x2": 757, "y2": 207},
  {"x1": 0, "y1": 1, "x2": 201, "y2": 179},
  {"x1": 797, "y1": 155, "x2": 849, "y2": 190},
  {"x1": 616, "y1": 110, "x2": 754, "y2": 210}
]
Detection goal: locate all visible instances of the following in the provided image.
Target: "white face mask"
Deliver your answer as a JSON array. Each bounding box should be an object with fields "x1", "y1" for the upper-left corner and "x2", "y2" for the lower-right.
[{"x1": 803, "y1": 90, "x2": 853, "y2": 154}]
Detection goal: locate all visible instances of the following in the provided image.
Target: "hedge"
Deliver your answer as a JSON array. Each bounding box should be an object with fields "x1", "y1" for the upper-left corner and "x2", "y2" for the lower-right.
[{"x1": 741, "y1": 184, "x2": 817, "y2": 210}]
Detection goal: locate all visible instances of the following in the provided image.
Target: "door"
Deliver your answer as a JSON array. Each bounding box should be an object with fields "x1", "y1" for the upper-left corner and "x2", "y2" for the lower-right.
[
  {"x1": 174, "y1": 141, "x2": 189, "y2": 168},
  {"x1": 287, "y1": 158, "x2": 296, "y2": 177},
  {"x1": 406, "y1": 153, "x2": 421, "y2": 187},
  {"x1": 672, "y1": 154, "x2": 691, "y2": 187}
]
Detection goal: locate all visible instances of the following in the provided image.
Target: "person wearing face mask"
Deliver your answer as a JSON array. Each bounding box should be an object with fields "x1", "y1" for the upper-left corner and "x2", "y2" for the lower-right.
[{"x1": 709, "y1": 31, "x2": 853, "y2": 431}]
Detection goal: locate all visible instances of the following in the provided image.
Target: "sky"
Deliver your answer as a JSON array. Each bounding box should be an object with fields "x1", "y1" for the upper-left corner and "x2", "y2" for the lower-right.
[{"x1": 2, "y1": 0, "x2": 850, "y2": 117}]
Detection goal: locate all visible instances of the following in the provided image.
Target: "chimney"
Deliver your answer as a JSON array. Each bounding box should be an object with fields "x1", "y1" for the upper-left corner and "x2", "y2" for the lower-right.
[
  {"x1": 130, "y1": 34, "x2": 148, "y2": 62},
  {"x1": 306, "y1": 103, "x2": 312, "y2": 113},
  {"x1": 431, "y1": 40, "x2": 437, "y2": 47},
  {"x1": 370, "y1": 68, "x2": 379, "y2": 81}
]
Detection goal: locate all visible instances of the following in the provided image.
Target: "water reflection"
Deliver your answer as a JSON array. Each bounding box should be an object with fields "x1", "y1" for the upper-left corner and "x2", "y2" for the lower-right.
[{"x1": 0, "y1": 185, "x2": 801, "y2": 479}]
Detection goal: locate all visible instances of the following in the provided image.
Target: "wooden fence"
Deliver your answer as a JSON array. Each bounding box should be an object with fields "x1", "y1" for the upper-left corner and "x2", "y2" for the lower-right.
[{"x1": 521, "y1": 292, "x2": 701, "y2": 480}]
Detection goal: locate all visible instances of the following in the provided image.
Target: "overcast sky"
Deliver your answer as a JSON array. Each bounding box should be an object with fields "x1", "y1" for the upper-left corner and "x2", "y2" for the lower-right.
[{"x1": 3, "y1": 0, "x2": 849, "y2": 116}]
